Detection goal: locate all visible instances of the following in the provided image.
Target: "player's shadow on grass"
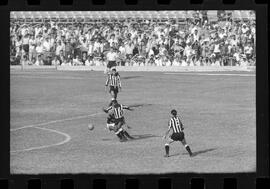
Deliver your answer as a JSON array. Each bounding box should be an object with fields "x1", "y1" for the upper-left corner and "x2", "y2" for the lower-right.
[
  {"x1": 169, "y1": 148, "x2": 217, "y2": 157},
  {"x1": 180, "y1": 148, "x2": 217, "y2": 157},
  {"x1": 101, "y1": 134, "x2": 160, "y2": 141},
  {"x1": 131, "y1": 134, "x2": 161, "y2": 141},
  {"x1": 129, "y1": 104, "x2": 153, "y2": 108},
  {"x1": 121, "y1": 76, "x2": 142, "y2": 80}
]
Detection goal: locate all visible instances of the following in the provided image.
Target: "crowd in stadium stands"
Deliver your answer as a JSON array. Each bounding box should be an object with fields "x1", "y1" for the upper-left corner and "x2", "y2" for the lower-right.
[{"x1": 10, "y1": 14, "x2": 256, "y2": 67}]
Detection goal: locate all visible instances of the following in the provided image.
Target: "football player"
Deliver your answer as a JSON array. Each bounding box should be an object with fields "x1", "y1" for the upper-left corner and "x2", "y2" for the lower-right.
[
  {"x1": 105, "y1": 68, "x2": 121, "y2": 106},
  {"x1": 103, "y1": 100, "x2": 134, "y2": 142},
  {"x1": 163, "y1": 109, "x2": 193, "y2": 157}
]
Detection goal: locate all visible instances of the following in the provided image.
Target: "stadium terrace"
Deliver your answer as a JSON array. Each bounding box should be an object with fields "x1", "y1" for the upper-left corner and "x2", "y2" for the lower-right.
[{"x1": 10, "y1": 11, "x2": 255, "y2": 67}]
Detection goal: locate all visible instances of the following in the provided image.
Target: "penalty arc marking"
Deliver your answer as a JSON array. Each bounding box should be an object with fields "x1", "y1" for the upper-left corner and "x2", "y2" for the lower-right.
[
  {"x1": 10, "y1": 112, "x2": 102, "y2": 153},
  {"x1": 11, "y1": 113, "x2": 103, "y2": 131},
  {"x1": 10, "y1": 126, "x2": 71, "y2": 153}
]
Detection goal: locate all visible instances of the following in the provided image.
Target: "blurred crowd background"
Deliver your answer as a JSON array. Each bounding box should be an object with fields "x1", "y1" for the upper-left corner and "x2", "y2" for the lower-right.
[{"x1": 10, "y1": 11, "x2": 256, "y2": 67}]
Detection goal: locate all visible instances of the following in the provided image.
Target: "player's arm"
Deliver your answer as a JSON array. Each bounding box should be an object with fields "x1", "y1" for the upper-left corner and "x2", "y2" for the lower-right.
[
  {"x1": 179, "y1": 118, "x2": 184, "y2": 130},
  {"x1": 105, "y1": 75, "x2": 109, "y2": 90},
  {"x1": 122, "y1": 105, "x2": 133, "y2": 111},
  {"x1": 118, "y1": 75, "x2": 122, "y2": 89},
  {"x1": 163, "y1": 120, "x2": 172, "y2": 139},
  {"x1": 103, "y1": 106, "x2": 112, "y2": 113}
]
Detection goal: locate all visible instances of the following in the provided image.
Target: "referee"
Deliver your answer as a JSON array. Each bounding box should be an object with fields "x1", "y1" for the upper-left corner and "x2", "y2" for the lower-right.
[{"x1": 163, "y1": 109, "x2": 193, "y2": 157}]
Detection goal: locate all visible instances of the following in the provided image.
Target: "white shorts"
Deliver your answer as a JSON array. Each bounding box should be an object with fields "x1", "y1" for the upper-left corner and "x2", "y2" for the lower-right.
[{"x1": 106, "y1": 123, "x2": 115, "y2": 131}]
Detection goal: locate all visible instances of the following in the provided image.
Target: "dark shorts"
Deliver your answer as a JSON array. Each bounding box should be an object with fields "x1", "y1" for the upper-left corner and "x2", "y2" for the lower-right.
[
  {"x1": 107, "y1": 61, "x2": 117, "y2": 68},
  {"x1": 114, "y1": 117, "x2": 125, "y2": 129},
  {"x1": 170, "y1": 132, "x2": 185, "y2": 141},
  {"x1": 109, "y1": 86, "x2": 119, "y2": 94},
  {"x1": 214, "y1": 52, "x2": 221, "y2": 59}
]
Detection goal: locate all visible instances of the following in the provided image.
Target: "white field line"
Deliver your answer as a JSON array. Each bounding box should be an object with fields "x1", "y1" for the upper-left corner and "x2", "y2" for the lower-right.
[
  {"x1": 10, "y1": 112, "x2": 103, "y2": 131},
  {"x1": 163, "y1": 73, "x2": 255, "y2": 76},
  {"x1": 10, "y1": 112, "x2": 103, "y2": 153},
  {"x1": 10, "y1": 126, "x2": 71, "y2": 153}
]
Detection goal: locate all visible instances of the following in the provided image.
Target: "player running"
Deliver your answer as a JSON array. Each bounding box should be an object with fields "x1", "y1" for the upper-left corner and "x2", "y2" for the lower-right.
[
  {"x1": 105, "y1": 68, "x2": 121, "y2": 105},
  {"x1": 106, "y1": 111, "x2": 134, "y2": 141},
  {"x1": 103, "y1": 100, "x2": 134, "y2": 142},
  {"x1": 163, "y1": 109, "x2": 193, "y2": 157}
]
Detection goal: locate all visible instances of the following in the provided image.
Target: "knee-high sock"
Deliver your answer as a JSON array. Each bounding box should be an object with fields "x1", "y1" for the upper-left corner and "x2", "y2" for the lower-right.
[
  {"x1": 122, "y1": 130, "x2": 134, "y2": 139},
  {"x1": 184, "y1": 144, "x2": 192, "y2": 156},
  {"x1": 165, "y1": 144, "x2": 170, "y2": 156},
  {"x1": 115, "y1": 127, "x2": 123, "y2": 139}
]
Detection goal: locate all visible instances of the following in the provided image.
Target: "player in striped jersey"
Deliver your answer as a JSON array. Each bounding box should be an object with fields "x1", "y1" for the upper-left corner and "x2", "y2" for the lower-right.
[
  {"x1": 103, "y1": 100, "x2": 134, "y2": 142},
  {"x1": 163, "y1": 109, "x2": 193, "y2": 157},
  {"x1": 105, "y1": 68, "x2": 121, "y2": 105}
]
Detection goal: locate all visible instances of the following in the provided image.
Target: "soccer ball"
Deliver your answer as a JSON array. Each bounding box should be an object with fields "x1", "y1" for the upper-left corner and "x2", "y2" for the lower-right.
[{"x1": 88, "y1": 124, "x2": 94, "y2": 131}]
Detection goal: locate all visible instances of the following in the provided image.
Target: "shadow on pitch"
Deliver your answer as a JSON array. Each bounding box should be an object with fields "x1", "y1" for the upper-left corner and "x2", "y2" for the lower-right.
[
  {"x1": 101, "y1": 134, "x2": 160, "y2": 142},
  {"x1": 168, "y1": 148, "x2": 217, "y2": 157},
  {"x1": 129, "y1": 104, "x2": 153, "y2": 108},
  {"x1": 130, "y1": 134, "x2": 161, "y2": 141},
  {"x1": 180, "y1": 148, "x2": 217, "y2": 157},
  {"x1": 121, "y1": 76, "x2": 142, "y2": 80}
]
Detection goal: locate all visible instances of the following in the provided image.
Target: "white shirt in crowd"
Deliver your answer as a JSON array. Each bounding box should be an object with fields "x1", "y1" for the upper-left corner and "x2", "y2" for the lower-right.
[
  {"x1": 35, "y1": 59, "x2": 43, "y2": 66},
  {"x1": 43, "y1": 40, "x2": 51, "y2": 51},
  {"x1": 108, "y1": 38, "x2": 118, "y2": 47},
  {"x1": 165, "y1": 59, "x2": 171, "y2": 66},
  {"x1": 106, "y1": 51, "x2": 117, "y2": 61},
  {"x1": 125, "y1": 44, "x2": 134, "y2": 55},
  {"x1": 29, "y1": 39, "x2": 36, "y2": 51},
  {"x1": 193, "y1": 33, "x2": 200, "y2": 41},
  {"x1": 233, "y1": 52, "x2": 240, "y2": 62},
  {"x1": 73, "y1": 58, "x2": 82, "y2": 65},
  {"x1": 195, "y1": 60, "x2": 201, "y2": 66},
  {"x1": 52, "y1": 59, "x2": 60, "y2": 66},
  {"x1": 172, "y1": 59, "x2": 180, "y2": 66},
  {"x1": 155, "y1": 58, "x2": 162, "y2": 66},
  {"x1": 85, "y1": 59, "x2": 93, "y2": 66},
  {"x1": 56, "y1": 44, "x2": 65, "y2": 56},
  {"x1": 36, "y1": 45, "x2": 43, "y2": 54},
  {"x1": 213, "y1": 44, "x2": 220, "y2": 53},
  {"x1": 88, "y1": 43, "x2": 94, "y2": 55},
  {"x1": 93, "y1": 41, "x2": 103, "y2": 52},
  {"x1": 119, "y1": 46, "x2": 126, "y2": 55},
  {"x1": 181, "y1": 60, "x2": 188, "y2": 66},
  {"x1": 22, "y1": 36, "x2": 29, "y2": 45},
  {"x1": 244, "y1": 46, "x2": 253, "y2": 55}
]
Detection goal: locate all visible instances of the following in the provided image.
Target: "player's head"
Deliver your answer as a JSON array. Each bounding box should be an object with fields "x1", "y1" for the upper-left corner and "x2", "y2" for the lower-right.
[
  {"x1": 111, "y1": 68, "x2": 117, "y2": 74},
  {"x1": 171, "y1": 109, "x2": 177, "y2": 116},
  {"x1": 111, "y1": 99, "x2": 118, "y2": 106}
]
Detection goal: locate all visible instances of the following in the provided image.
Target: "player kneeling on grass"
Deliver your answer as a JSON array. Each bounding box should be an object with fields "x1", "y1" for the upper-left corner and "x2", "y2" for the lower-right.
[
  {"x1": 163, "y1": 109, "x2": 193, "y2": 157},
  {"x1": 105, "y1": 68, "x2": 121, "y2": 106},
  {"x1": 103, "y1": 100, "x2": 134, "y2": 142}
]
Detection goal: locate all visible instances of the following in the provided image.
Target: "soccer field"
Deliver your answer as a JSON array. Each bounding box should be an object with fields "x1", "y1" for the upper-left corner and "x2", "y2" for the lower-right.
[{"x1": 10, "y1": 70, "x2": 256, "y2": 174}]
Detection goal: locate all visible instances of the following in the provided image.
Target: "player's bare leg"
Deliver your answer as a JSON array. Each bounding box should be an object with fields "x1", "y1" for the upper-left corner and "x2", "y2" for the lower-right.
[
  {"x1": 122, "y1": 127, "x2": 134, "y2": 139},
  {"x1": 108, "y1": 91, "x2": 116, "y2": 106},
  {"x1": 118, "y1": 122, "x2": 129, "y2": 141},
  {"x1": 181, "y1": 138, "x2": 193, "y2": 157},
  {"x1": 114, "y1": 123, "x2": 127, "y2": 142}
]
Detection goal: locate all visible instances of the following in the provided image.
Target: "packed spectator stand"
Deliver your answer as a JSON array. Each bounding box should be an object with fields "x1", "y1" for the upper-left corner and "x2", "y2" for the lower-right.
[{"x1": 10, "y1": 11, "x2": 256, "y2": 67}]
